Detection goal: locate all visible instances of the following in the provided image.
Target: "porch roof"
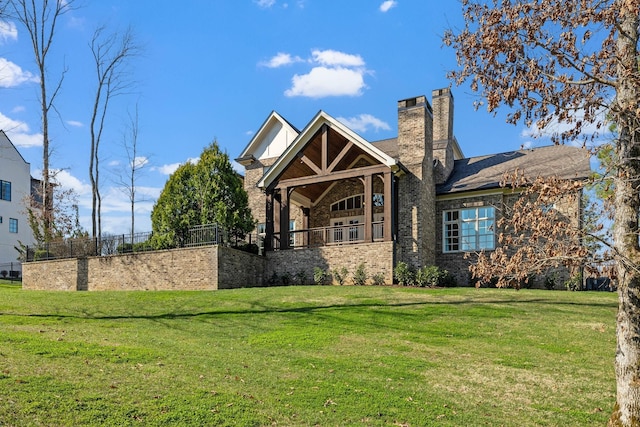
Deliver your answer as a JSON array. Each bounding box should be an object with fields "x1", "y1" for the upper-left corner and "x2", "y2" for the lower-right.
[{"x1": 257, "y1": 110, "x2": 399, "y2": 192}]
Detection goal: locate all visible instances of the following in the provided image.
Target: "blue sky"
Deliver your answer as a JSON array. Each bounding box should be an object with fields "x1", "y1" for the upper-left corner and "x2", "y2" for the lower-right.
[{"x1": 0, "y1": 0, "x2": 544, "y2": 234}]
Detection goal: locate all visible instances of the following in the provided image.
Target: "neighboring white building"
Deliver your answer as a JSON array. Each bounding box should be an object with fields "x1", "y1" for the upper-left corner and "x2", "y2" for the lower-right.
[{"x1": 0, "y1": 130, "x2": 35, "y2": 271}]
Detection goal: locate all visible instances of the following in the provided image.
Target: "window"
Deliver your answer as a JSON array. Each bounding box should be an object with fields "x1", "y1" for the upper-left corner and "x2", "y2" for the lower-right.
[
  {"x1": 9, "y1": 218, "x2": 18, "y2": 233},
  {"x1": 257, "y1": 223, "x2": 266, "y2": 234},
  {"x1": 331, "y1": 193, "x2": 384, "y2": 212},
  {"x1": 0, "y1": 180, "x2": 11, "y2": 201},
  {"x1": 443, "y1": 207, "x2": 495, "y2": 252},
  {"x1": 331, "y1": 195, "x2": 363, "y2": 212},
  {"x1": 289, "y1": 220, "x2": 296, "y2": 246}
]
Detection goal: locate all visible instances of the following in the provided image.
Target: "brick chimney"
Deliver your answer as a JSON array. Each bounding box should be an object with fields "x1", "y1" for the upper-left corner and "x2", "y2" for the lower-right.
[
  {"x1": 396, "y1": 95, "x2": 436, "y2": 268},
  {"x1": 431, "y1": 88, "x2": 455, "y2": 184}
]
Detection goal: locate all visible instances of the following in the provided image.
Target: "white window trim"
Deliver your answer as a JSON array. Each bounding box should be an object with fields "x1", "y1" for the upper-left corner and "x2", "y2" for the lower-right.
[{"x1": 443, "y1": 206, "x2": 495, "y2": 253}]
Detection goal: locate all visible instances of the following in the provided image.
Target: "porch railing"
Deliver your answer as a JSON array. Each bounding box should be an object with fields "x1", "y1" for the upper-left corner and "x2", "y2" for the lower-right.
[{"x1": 272, "y1": 221, "x2": 385, "y2": 250}]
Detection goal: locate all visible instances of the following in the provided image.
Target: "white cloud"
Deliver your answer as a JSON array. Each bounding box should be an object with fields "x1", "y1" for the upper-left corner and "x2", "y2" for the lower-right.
[
  {"x1": 151, "y1": 157, "x2": 198, "y2": 176},
  {"x1": 11, "y1": 133, "x2": 43, "y2": 148},
  {"x1": 379, "y1": 0, "x2": 398, "y2": 13},
  {"x1": 255, "y1": 0, "x2": 276, "y2": 8},
  {"x1": 260, "y1": 52, "x2": 303, "y2": 68},
  {"x1": 311, "y1": 49, "x2": 364, "y2": 67},
  {"x1": 0, "y1": 21, "x2": 17, "y2": 44},
  {"x1": 132, "y1": 156, "x2": 149, "y2": 169},
  {"x1": 152, "y1": 162, "x2": 181, "y2": 175},
  {"x1": 275, "y1": 49, "x2": 369, "y2": 98},
  {"x1": 0, "y1": 58, "x2": 39, "y2": 88},
  {"x1": 285, "y1": 66, "x2": 367, "y2": 98},
  {"x1": 337, "y1": 114, "x2": 391, "y2": 133},
  {"x1": 0, "y1": 112, "x2": 42, "y2": 148},
  {"x1": 50, "y1": 169, "x2": 92, "y2": 196},
  {"x1": 11, "y1": 105, "x2": 25, "y2": 113},
  {"x1": 66, "y1": 120, "x2": 83, "y2": 127}
]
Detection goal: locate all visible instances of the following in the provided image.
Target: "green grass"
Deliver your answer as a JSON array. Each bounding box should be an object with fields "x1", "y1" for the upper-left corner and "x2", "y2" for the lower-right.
[{"x1": 0, "y1": 281, "x2": 617, "y2": 426}]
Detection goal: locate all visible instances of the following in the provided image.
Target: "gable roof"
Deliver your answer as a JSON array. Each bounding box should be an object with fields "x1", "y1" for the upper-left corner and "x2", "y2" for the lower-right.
[
  {"x1": 236, "y1": 111, "x2": 300, "y2": 165},
  {"x1": 0, "y1": 130, "x2": 29, "y2": 165},
  {"x1": 436, "y1": 145, "x2": 591, "y2": 195},
  {"x1": 257, "y1": 110, "x2": 398, "y2": 190}
]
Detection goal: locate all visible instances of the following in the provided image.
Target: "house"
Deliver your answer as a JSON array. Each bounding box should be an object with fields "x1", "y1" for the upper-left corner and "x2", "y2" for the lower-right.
[
  {"x1": 0, "y1": 130, "x2": 35, "y2": 275},
  {"x1": 236, "y1": 88, "x2": 592, "y2": 286}
]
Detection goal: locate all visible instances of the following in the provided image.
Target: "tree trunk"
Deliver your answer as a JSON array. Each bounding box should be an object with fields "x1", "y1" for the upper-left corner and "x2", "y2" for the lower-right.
[{"x1": 608, "y1": 5, "x2": 640, "y2": 425}]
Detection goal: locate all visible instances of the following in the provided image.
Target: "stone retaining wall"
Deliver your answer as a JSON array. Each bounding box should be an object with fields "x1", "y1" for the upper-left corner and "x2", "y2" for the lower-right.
[{"x1": 23, "y1": 246, "x2": 265, "y2": 291}]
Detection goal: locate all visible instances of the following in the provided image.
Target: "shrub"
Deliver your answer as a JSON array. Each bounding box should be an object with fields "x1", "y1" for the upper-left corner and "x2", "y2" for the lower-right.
[
  {"x1": 313, "y1": 267, "x2": 330, "y2": 285},
  {"x1": 394, "y1": 262, "x2": 415, "y2": 286},
  {"x1": 281, "y1": 272, "x2": 292, "y2": 286},
  {"x1": 352, "y1": 263, "x2": 368, "y2": 286},
  {"x1": 267, "y1": 271, "x2": 279, "y2": 286},
  {"x1": 440, "y1": 270, "x2": 457, "y2": 287},
  {"x1": 371, "y1": 272, "x2": 386, "y2": 286},
  {"x1": 565, "y1": 273, "x2": 583, "y2": 291},
  {"x1": 0, "y1": 270, "x2": 6, "y2": 278},
  {"x1": 415, "y1": 266, "x2": 457, "y2": 288},
  {"x1": 33, "y1": 249, "x2": 52, "y2": 261},
  {"x1": 294, "y1": 270, "x2": 308, "y2": 285},
  {"x1": 544, "y1": 273, "x2": 558, "y2": 290},
  {"x1": 333, "y1": 267, "x2": 349, "y2": 286}
]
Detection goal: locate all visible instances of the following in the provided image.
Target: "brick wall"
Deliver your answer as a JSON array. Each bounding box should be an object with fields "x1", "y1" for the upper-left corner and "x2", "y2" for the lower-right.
[
  {"x1": 23, "y1": 246, "x2": 266, "y2": 291},
  {"x1": 396, "y1": 96, "x2": 436, "y2": 269},
  {"x1": 266, "y1": 241, "x2": 395, "y2": 285},
  {"x1": 22, "y1": 258, "x2": 80, "y2": 291},
  {"x1": 435, "y1": 191, "x2": 581, "y2": 288}
]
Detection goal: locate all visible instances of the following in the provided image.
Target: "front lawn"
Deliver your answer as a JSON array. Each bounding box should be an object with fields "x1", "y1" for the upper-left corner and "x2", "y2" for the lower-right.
[{"x1": 0, "y1": 284, "x2": 616, "y2": 426}]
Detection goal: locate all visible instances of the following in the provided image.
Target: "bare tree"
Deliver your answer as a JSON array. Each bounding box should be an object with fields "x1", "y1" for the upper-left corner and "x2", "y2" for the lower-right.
[
  {"x1": 469, "y1": 171, "x2": 604, "y2": 287},
  {"x1": 115, "y1": 103, "x2": 149, "y2": 243},
  {"x1": 444, "y1": 1, "x2": 640, "y2": 424},
  {"x1": 89, "y1": 25, "x2": 139, "y2": 239},
  {"x1": 7, "y1": 0, "x2": 75, "y2": 242}
]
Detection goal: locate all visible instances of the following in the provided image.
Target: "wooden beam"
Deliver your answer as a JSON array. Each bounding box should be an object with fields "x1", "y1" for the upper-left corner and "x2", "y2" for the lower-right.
[
  {"x1": 384, "y1": 171, "x2": 392, "y2": 241},
  {"x1": 364, "y1": 174, "x2": 373, "y2": 242},
  {"x1": 265, "y1": 191, "x2": 274, "y2": 251},
  {"x1": 279, "y1": 188, "x2": 290, "y2": 250},
  {"x1": 327, "y1": 141, "x2": 354, "y2": 173},
  {"x1": 276, "y1": 164, "x2": 390, "y2": 189},
  {"x1": 321, "y1": 124, "x2": 328, "y2": 172},
  {"x1": 299, "y1": 155, "x2": 322, "y2": 175}
]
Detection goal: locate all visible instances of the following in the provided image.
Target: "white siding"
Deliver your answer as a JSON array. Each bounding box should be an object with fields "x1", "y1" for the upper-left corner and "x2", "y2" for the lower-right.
[{"x1": 0, "y1": 131, "x2": 34, "y2": 265}]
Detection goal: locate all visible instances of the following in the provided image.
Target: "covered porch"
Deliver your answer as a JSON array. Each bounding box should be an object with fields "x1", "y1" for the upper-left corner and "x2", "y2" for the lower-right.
[{"x1": 258, "y1": 114, "x2": 400, "y2": 251}]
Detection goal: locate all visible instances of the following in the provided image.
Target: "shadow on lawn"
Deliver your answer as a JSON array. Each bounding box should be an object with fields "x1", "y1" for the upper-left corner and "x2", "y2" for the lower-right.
[{"x1": 0, "y1": 295, "x2": 617, "y2": 322}]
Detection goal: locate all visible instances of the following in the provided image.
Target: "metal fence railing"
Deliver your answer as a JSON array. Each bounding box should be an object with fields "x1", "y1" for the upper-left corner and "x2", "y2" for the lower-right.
[
  {"x1": 24, "y1": 224, "x2": 259, "y2": 262},
  {"x1": 0, "y1": 262, "x2": 21, "y2": 280}
]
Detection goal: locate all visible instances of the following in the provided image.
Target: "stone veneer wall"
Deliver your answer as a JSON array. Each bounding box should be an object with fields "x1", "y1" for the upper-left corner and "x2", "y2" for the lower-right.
[
  {"x1": 265, "y1": 241, "x2": 395, "y2": 285},
  {"x1": 435, "y1": 194, "x2": 503, "y2": 287},
  {"x1": 396, "y1": 96, "x2": 436, "y2": 269},
  {"x1": 23, "y1": 246, "x2": 265, "y2": 291},
  {"x1": 435, "y1": 191, "x2": 582, "y2": 288},
  {"x1": 22, "y1": 257, "x2": 82, "y2": 291},
  {"x1": 244, "y1": 157, "x2": 277, "y2": 226}
]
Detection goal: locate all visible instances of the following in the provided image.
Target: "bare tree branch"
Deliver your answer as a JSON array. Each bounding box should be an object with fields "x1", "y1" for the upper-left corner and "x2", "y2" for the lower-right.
[{"x1": 88, "y1": 24, "x2": 140, "y2": 239}]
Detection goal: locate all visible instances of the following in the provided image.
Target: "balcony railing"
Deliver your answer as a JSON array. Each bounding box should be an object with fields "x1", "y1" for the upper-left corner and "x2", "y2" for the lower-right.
[{"x1": 272, "y1": 221, "x2": 385, "y2": 250}]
